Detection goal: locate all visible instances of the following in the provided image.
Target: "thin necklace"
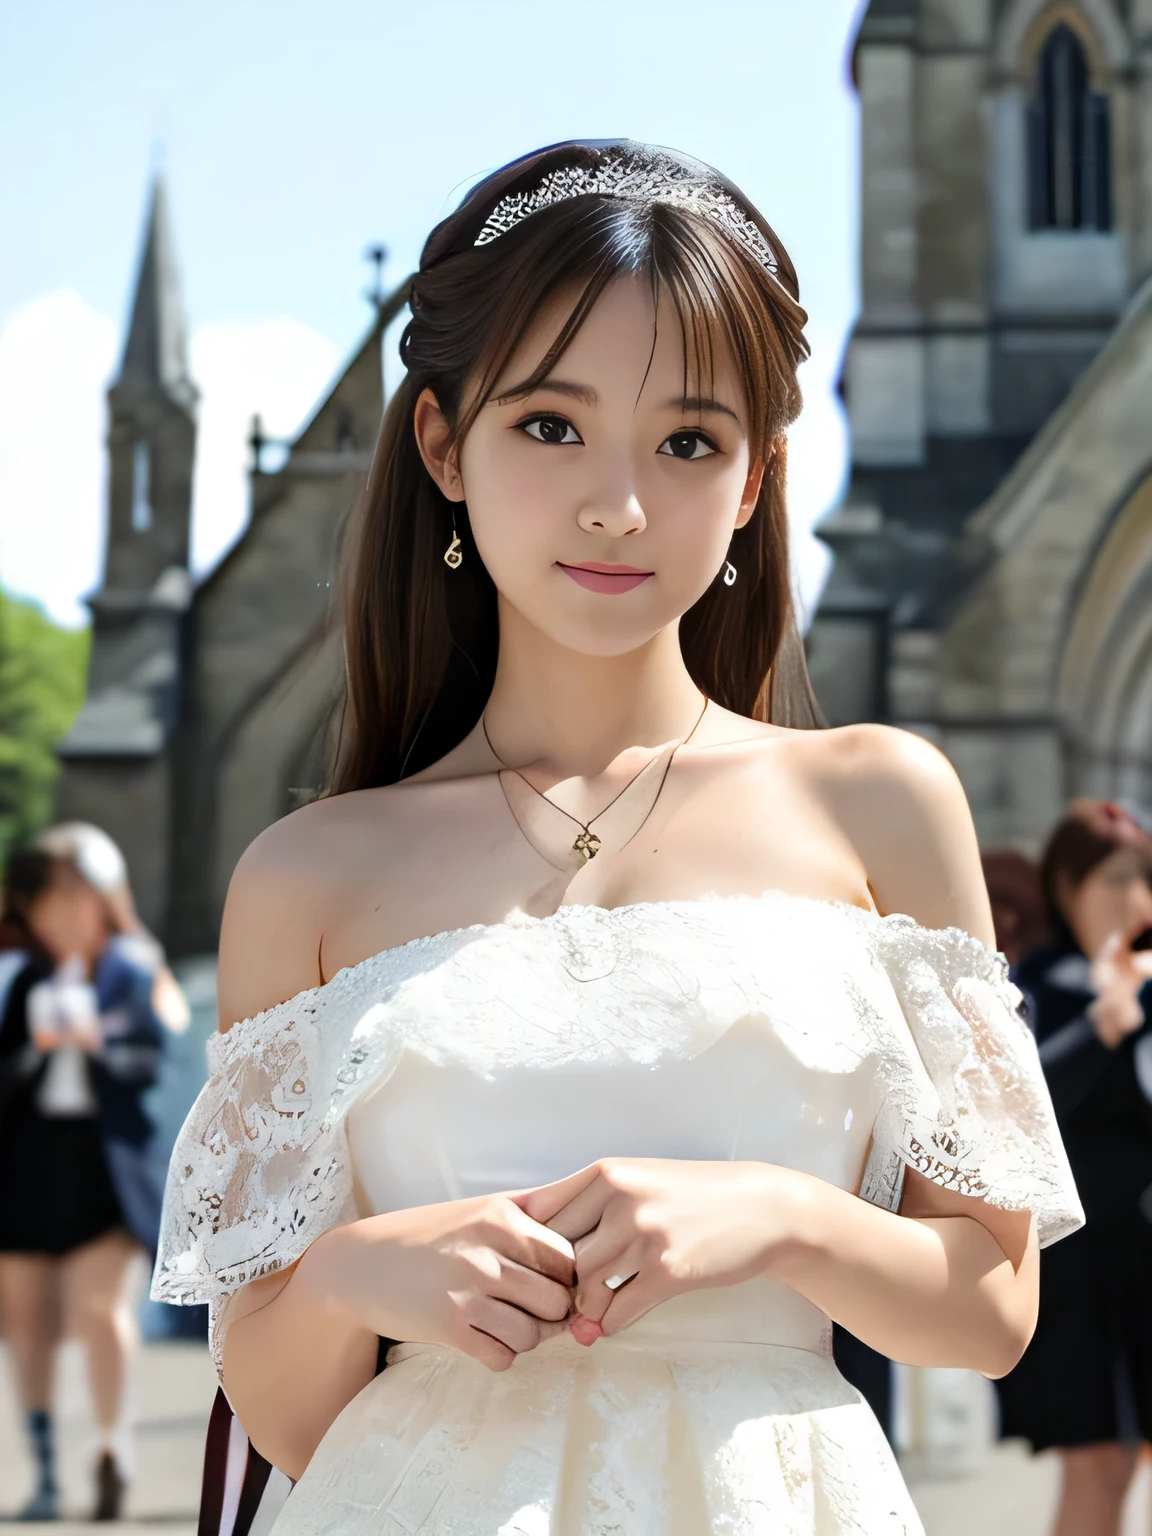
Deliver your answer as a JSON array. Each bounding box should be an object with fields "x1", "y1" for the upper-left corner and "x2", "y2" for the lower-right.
[{"x1": 482, "y1": 696, "x2": 709, "y2": 864}]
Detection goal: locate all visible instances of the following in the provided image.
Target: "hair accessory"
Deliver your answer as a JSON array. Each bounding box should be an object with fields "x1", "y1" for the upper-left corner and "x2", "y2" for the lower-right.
[
  {"x1": 723, "y1": 561, "x2": 737, "y2": 588},
  {"x1": 474, "y1": 153, "x2": 779, "y2": 277}
]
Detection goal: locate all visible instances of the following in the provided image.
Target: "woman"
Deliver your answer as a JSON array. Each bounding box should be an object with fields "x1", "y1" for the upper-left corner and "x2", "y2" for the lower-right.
[
  {"x1": 981, "y1": 847, "x2": 1051, "y2": 970},
  {"x1": 0, "y1": 824, "x2": 169, "y2": 1522},
  {"x1": 994, "y1": 801, "x2": 1152, "y2": 1536},
  {"x1": 154, "y1": 140, "x2": 1083, "y2": 1534}
]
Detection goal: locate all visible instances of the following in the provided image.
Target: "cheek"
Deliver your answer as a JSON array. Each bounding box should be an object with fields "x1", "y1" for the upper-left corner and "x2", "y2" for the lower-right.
[
  {"x1": 462, "y1": 438, "x2": 570, "y2": 568},
  {"x1": 644, "y1": 459, "x2": 749, "y2": 562}
]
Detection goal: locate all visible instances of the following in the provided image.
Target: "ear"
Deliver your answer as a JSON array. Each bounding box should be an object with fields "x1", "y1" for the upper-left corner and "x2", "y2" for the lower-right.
[
  {"x1": 413, "y1": 388, "x2": 466, "y2": 502},
  {"x1": 734, "y1": 457, "x2": 767, "y2": 530}
]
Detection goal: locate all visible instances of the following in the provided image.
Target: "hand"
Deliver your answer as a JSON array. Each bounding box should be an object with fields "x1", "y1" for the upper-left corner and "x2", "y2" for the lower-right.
[
  {"x1": 1089, "y1": 931, "x2": 1152, "y2": 1048},
  {"x1": 306, "y1": 1193, "x2": 576, "y2": 1372},
  {"x1": 513, "y1": 1159, "x2": 797, "y2": 1340}
]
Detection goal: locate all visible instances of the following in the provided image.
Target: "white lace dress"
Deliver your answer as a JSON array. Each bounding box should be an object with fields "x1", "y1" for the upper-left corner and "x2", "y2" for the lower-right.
[{"x1": 153, "y1": 894, "x2": 1083, "y2": 1535}]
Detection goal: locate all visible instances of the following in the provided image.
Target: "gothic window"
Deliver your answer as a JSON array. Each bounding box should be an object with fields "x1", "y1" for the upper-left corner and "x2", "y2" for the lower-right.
[
  {"x1": 131, "y1": 439, "x2": 152, "y2": 531},
  {"x1": 1028, "y1": 23, "x2": 1111, "y2": 231}
]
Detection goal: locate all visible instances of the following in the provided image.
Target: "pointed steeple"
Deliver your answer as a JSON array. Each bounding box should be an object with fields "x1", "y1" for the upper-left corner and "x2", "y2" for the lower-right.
[{"x1": 114, "y1": 175, "x2": 196, "y2": 410}]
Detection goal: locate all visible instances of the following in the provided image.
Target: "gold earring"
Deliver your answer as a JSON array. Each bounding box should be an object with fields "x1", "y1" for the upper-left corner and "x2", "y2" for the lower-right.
[{"x1": 444, "y1": 509, "x2": 463, "y2": 569}]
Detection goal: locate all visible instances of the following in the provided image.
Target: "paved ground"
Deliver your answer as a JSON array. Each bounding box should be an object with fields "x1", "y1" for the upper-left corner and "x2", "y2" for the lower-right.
[
  {"x1": 0, "y1": 1343, "x2": 213, "y2": 1533},
  {"x1": 2, "y1": 1343, "x2": 1151, "y2": 1534}
]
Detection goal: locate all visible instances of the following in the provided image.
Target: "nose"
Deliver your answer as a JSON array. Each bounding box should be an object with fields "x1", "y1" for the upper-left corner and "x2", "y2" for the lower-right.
[{"x1": 575, "y1": 466, "x2": 647, "y2": 539}]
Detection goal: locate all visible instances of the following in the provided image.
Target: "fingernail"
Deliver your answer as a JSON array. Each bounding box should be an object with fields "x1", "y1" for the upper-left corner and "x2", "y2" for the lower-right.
[{"x1": 568, "y1": 1315, "x2": 603, "y2": 1347}]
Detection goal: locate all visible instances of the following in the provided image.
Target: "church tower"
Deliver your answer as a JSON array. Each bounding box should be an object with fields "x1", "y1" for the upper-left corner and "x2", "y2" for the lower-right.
[
  {"x1": 103, "y1": 175, "x2": 197, "y2": 594},
  {"x1": 808, "y1": 0, "x2": 1152, "y2": 728},
  {"x1": 56, "y1": 176, "x2": 197, "y2": 931}
]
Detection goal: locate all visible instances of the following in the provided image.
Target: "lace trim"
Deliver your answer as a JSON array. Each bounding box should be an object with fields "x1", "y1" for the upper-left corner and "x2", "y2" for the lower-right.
[{"x1": 152, "y1": 892, "x2": 1084, "y2": 1365}]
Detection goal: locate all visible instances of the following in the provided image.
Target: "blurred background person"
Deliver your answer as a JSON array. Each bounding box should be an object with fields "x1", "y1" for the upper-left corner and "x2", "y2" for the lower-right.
[
  {"x1": 981, "y1": 847, "x2": 1052, "y2": 971},
  {"x1": 0, "y1": 824, "x2": 176, "y2": 1521},
  {"x1": 993, "y1": 801, "x2": 1152, "y2": 1536}
]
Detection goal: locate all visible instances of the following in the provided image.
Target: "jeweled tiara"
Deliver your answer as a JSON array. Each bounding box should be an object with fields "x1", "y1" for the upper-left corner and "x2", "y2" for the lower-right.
[{"x1": 473, "y1": 153, "x2": 780, "y2": 278}]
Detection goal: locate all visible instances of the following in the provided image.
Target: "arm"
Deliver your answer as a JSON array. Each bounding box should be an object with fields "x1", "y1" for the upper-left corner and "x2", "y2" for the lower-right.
[
  {"x1": 785, "y1": 726, "x2": 1038, "y2": 1372},
  {"x1": 523, "y1": 726, "x2": 1040, "y2": 1377},
  {"x1": 89, "y1": 950, "x2": 167, "y2": 1090},
  {"x1": 211, "y1": 811, "x2": 575, "y2": 1480}
]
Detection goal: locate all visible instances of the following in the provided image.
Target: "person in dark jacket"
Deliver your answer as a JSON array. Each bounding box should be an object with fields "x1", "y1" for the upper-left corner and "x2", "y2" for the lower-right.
[
  {"x1": 0, "y1": 826, "x2": 170, "y2": 1522},
  {"x1": 994, "y1": 800, "x2": 1152, "y2": 1536}
]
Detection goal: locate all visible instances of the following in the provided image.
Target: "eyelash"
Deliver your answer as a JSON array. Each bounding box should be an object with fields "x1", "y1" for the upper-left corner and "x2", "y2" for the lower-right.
[{"x1": 516, "y1": 413, "x2": 720, "y2": 459}]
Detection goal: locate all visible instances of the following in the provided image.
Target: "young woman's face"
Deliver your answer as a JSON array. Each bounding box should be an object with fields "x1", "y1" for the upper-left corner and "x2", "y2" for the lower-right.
[
  {"x1": 1060, "y1": 845, "x2": 1152, "y2": 959},
  {"x1": 26, "y1": 864, "x2": 108, "y2": 966},
  {"x1": 438, "y1": 275, "x2": 762, "y2": 657}
]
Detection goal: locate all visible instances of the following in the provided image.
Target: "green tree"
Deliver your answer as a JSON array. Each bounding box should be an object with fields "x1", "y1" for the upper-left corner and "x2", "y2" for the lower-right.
[{"x1": 0, "y1": 589, "x2": 90, "y2": 865}]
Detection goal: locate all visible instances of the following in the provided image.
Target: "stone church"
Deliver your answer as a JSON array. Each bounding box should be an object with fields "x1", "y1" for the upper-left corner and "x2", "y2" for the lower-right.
[
  {"x1": 55, "y1": 179, "x2": 404, "y2": 953},
  {"x1": 58, "y1": 2, "x2": 1152, "y2": 952},
  {"x1": 807, "y1": 0, "x2": 1152, "y2": 850}
]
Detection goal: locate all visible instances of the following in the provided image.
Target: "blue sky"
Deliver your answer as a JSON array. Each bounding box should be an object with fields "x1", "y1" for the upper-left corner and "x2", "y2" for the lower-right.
[{"x1": 0, "y1": 0, "x2": 866, "y2": 625}]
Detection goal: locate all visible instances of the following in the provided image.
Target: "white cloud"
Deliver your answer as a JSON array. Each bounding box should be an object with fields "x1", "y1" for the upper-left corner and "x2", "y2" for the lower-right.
[
  {"x1": 0, "y1": 291, "x2": 118, "y2": 626},
  {"x1": 188, "y1": 320, "x2": 338, "y2": 575},
  {"x1": 0, "y1": 293, "x2": 339, "y2": 626}
]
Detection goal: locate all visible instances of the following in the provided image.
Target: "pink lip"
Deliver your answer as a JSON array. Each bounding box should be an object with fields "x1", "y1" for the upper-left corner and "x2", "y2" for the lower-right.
[{"x1": 557, "y1": 561, "x2": 653, "y2": 594}]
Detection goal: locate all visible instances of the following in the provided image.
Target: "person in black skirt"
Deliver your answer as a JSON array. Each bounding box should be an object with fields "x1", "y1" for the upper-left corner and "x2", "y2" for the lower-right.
[
  {"x1": 994, "y1": 800, "x2": 1152, "y2": 1536},
  {"x1": 0, "y1": 826, "x2": 169, "y2": 1522}
]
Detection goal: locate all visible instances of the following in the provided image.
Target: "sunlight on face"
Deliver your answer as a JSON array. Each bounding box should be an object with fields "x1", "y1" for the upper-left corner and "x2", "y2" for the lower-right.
[{"x1": 457, "y1": 275, "x2": 760, "y2": 658}]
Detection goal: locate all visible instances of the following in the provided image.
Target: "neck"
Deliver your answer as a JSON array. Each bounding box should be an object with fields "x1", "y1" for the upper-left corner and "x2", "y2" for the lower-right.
[{"x1": 483, "y1": 602, "x2": 704, "y2": 775}]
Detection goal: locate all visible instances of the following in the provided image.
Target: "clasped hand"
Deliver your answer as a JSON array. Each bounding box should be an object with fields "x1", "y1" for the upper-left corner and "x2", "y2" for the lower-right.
[
  {"x1": 511, "y1": 1158, "x2": 796, "y2": 1343},
  {"x1": 336, "y1": 1161, "x2": 798, "y2": 1375}
]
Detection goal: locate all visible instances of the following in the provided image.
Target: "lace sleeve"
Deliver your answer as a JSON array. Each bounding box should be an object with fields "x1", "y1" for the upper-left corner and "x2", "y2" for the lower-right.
[
  {"x1": 149, "y1": 984, "x2": 400, "y2": 1369},
  {"x1": 860, "y1": 915, "x2": 1084, "y2": 1247}
]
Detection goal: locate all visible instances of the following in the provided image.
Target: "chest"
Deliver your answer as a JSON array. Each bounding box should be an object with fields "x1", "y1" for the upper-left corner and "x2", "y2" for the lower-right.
[{"x1": 345, "y1": 1015, "x2": 884, "y2": 1215}]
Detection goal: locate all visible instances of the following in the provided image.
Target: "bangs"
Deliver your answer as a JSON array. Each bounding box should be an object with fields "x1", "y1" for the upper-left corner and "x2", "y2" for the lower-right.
[{"x1": 449, "y1": 197, "x2": 807, "y2": 454}]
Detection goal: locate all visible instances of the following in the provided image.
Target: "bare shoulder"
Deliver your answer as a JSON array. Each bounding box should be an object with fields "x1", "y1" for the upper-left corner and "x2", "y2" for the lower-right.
[
  {"x1": 216, "y1": 784, "x2": 417, "y2": 1032},
  {"x1": 790, "y1": 723, "x2": 994, "y2": 943}
]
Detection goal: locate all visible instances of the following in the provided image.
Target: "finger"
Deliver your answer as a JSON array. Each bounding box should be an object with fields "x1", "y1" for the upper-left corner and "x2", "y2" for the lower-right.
[
  {"x1": 456, "y1": 1322, "x2": 515, "y2": 1372},
  {"x1": 511, "y1": 1164, "x2": 605, "y2": 1225},
  {"x1": 498, "y1": 1205, "x2": 577, "y2": 1285},
  {"x1": 575, "y1": 1239, "x2": 645, "y2": 1324},
  {"x1": 600, "y1": 1272, "x2": 667, "y2": 1337},
  {"x1": 467, "y1": 1296, "x2": 546, "y2": 1356},
  {"x1": 495, "y1": 1259, "x2": 573, "y2": 1324},
  {"x1": 544, "y1": 1181, "x2": 613, "y2": 1244}
]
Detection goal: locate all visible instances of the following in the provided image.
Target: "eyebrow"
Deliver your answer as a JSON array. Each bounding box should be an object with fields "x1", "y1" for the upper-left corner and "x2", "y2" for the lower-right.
[
  {"x1": 492, "y1": 376, "x2": 598, "y2": 407},
  {"x1": 490, "y1": 378, "x2": 742, "y2": 425},
  {"x1": 669, "y1": 395, "x2": 742, "y2": 424}
]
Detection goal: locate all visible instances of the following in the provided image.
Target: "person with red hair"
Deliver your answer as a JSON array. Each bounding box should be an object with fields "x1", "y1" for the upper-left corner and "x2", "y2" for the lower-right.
[{"x1": 994, "y1": 801, "x2": 1152, "y2": 1536}]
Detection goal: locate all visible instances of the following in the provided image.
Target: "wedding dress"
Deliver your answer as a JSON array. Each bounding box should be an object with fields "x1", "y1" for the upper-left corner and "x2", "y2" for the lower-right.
[{"x1": 153, "y1": 892, "x2": 1082, "y2": 1535}]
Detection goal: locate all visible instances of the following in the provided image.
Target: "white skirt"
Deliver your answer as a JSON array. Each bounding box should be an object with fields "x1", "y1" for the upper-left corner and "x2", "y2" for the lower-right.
[{"x1": 269, "y1": 1328, "x2": 923, "y2": 1535}]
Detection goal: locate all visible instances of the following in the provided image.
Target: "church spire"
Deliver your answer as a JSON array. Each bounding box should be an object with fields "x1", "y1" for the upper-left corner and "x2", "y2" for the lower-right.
[{"x1": 114, "y1": 174, "x2": 195, "y2": 408}]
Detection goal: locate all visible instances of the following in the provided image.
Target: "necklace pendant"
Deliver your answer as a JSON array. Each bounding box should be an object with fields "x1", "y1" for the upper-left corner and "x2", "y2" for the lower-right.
[{"x1": 573, "y1": 829, "x2": 601, "y2": 862}]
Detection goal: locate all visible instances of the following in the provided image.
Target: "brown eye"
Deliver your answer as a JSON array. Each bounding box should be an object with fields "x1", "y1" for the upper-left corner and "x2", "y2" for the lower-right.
[
  {"x1": 658, "y1": 430, "x2": 717, "y2": 460},
  {"x1": 520, "y1": 415, "x2": 582, "y2": 445}
]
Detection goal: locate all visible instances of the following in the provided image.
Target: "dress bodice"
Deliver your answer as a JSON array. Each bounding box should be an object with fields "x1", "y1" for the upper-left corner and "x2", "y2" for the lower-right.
[
  {"x1": 153, "y1": 893, "x2": 1086, "y2": 1536},
  {"x1": 154, "y1": 891, "x2": 1082, "y2": 1365}
]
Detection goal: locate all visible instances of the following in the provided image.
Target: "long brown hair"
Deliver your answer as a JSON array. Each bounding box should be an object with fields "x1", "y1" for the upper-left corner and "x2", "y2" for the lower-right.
[{"x1": 333, "y1": 139, "x2": 821, "y2": 792}]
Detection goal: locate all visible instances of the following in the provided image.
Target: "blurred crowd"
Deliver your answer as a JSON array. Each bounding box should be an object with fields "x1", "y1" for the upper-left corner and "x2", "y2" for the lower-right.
[
  {"x1": 0, "y1": 801, "x2": 1150, "y2": 1531},
  {"x1": 0, "y1": 824, "x2": 189, "y2": 1522},
  {"x1": 981, "y1": 800, "x2": 1152, "y2": 1536}
]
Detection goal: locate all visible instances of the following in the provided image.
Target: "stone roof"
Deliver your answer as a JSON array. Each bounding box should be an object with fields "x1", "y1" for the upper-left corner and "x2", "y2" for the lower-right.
[{"x1": 113, "y1": 175, "x2": 197, "y2": 413}]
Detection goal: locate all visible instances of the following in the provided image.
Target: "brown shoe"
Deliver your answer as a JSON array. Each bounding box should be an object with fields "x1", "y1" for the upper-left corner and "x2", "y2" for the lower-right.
[{"x1": 92, "y1": 1452, "x2": 126, "y2": 1522}]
